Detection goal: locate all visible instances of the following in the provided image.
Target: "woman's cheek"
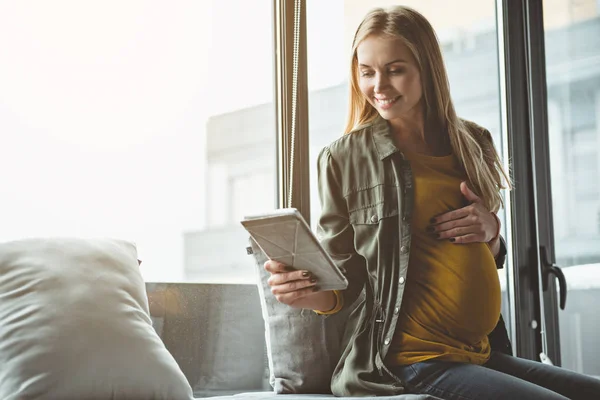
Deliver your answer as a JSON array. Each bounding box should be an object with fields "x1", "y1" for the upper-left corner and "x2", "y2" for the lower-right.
[{"x1": 358, "y1": 83, "x2": 372, "y2": 100}]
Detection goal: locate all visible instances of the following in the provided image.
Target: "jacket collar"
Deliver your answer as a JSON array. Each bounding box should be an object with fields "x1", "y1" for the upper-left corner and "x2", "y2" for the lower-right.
[{"x1": 370, "y1": 115, "x2": 403, "y2": 160}]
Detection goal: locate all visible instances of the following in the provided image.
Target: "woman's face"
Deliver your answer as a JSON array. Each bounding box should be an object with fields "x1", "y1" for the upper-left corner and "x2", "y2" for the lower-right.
[{"x1": 356, "y1": 34, "x2": 423, "y2": 122}]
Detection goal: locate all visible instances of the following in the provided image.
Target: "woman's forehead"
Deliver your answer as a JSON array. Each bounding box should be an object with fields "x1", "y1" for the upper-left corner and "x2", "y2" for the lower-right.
[{"x1": 356, "y1": 35, "x2": 412, "y2": 64}]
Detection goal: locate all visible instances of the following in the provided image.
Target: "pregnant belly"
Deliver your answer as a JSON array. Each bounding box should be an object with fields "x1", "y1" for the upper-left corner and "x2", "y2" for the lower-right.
[{"x1": 400, "y1": 237, "x2": 502, "y2": 345}]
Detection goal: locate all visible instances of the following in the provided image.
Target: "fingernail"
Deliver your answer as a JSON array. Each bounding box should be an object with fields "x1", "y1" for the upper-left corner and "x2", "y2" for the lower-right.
[
  {"x1": 426, "y1": 226, "x2": 434, "y2": 232},
  {"x1": 450, "y1": 238, "x2": 455, "y2": 242},
  {"x1": 435, "y1": 233, "x2": 441, "y2": 239},
  {"x1": 310, "y1": 277, "x2": 317, "y2": 283},
  {"x1": 302, "y1": 271, "x2": 310, "y2": 277},
  {"x1": 312, "y1": 286, "x2": 320, "y2": 292}
]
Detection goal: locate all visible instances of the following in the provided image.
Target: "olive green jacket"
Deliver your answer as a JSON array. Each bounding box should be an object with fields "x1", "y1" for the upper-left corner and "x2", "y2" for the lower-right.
[{"x1": 316, "y1": 116, "x2": 511, "y2": 397}]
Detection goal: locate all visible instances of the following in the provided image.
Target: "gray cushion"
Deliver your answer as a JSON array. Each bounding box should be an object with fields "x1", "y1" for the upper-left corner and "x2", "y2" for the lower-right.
[
  {"x1": 203, "y1": 391, "x2": 443, "y2": 399},
  {"x1": 250, "y1": 238, "x2": 352, "y2": 394},
  {"x1": 147, "y1": 283, "x2": 269, "y2": 396},
  {"x1": 0, "y1": 237, "x2": 194, "y2": 400}
]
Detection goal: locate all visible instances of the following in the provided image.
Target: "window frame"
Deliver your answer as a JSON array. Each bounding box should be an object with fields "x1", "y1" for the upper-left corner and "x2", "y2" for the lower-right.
[
  {"x1": 275, "y1": 0, "x2": 564, "y2": 363},
  {"x1": 274, "y1": 0, "x2": 311, "y2": 222}
]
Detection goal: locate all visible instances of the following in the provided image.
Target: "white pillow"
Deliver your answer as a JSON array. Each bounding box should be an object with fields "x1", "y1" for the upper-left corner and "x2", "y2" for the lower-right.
[{"x1": 0, "y1": 237, "x2": 194, "y2": 400}]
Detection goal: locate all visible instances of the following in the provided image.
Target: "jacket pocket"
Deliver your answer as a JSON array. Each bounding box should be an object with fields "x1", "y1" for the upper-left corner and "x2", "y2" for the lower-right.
[
  {"x1": 347, "y1": 184, "x2": 400, "y2": 225},
  {"x1": 346, "y1": 185, "x2": 401, "y2": 273}
]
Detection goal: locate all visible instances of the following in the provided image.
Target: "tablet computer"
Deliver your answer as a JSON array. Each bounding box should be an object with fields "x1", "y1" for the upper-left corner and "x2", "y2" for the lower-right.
[{"x1": 241, "y1": 208, "x2": 348, "y2": 291}]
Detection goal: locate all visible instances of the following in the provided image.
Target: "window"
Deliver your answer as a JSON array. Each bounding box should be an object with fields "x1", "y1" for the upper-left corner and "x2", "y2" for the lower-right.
[
  {"x1": 0, "y1": 1, "x2": 276, "y2": 284},
  {"x1": 543, "y1": 0, "x2": 600, "y2": 376},
  {"x1": 306, "y1": 0, "x2": 513, "y2": 343}
]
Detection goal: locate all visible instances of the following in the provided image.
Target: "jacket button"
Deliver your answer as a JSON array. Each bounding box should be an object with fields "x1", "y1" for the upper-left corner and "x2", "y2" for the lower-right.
[
  {"x1": 370, "y1": 215, "x2": 378, "y2": 223},
  {"x1": 400, "y1": 245, "x2": 408, "y2": 254},
  {"x1": 384, "y1": 338, "x2": 391, "y2": 345},
  {"x1": 399, "y1": 277, "x2": 405, "y2": 284},
  {"x1": 394, "y1": 307, "x2": 400, "y2": 314}
]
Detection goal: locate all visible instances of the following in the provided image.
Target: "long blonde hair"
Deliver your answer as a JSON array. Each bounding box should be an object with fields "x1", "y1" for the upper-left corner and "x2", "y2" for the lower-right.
[{"x1": 345, "y1": 6, "x2": 512, "y2": 212}]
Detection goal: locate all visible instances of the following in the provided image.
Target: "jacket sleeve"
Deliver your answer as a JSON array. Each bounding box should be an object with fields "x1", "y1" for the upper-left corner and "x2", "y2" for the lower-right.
[
  {"x1": 316, "y1": 146, "x2": 367, "y2": 310},
  {"x1": 495, "y1": 235, "x2": 507, "y2": 269},
  {"x1": 480, "y1": 127, "x2": 508, "y2": 270}
]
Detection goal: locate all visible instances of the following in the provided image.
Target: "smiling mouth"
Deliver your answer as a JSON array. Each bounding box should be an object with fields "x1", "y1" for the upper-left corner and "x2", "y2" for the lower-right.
[{"x1": 375, "y1": 96, "x2": 400, "y2": 107}]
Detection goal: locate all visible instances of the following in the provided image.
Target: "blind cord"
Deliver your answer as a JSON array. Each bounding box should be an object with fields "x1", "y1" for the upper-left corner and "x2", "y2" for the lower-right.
[{"x1": 287, "y1": 0, "x2": 301, "y2": 208}]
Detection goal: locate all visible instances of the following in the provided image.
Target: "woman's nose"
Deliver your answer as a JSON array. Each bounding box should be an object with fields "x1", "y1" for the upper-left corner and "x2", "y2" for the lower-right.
[{"x1": 374, "y1": 73, "x2": 389, "y2": 93}]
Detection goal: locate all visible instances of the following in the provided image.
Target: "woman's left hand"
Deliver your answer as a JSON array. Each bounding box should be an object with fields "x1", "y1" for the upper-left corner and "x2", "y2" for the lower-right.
[{"x1": 428, "y1": 181, "x2": 499, "y2": 244}]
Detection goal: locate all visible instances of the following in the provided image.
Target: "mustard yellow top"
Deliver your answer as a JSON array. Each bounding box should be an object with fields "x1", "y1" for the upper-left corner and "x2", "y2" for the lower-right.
[{"x1": 386, "y1": 149, "x2": 501, "y2": 366}]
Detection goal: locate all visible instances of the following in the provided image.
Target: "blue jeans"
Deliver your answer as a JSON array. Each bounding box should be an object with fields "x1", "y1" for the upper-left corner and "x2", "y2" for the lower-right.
[{"x1": 391, "y1": 351, "x2": 600, "y2": 400}]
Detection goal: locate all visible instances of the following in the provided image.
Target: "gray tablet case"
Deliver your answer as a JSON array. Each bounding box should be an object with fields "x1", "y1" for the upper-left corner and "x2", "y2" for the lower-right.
[{"x1": 241, "y1": 208, "x2": 348, "y2": 291}]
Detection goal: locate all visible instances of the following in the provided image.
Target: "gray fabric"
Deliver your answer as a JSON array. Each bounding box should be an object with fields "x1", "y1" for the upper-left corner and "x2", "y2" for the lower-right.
[
  {"x1": 0, "y1": 238, "x2": 194, "y2": 400},
  {"x1": 250, "y1": 238, "x2": 352, "y2": 394},
  {"x1": 202, "y1": 391, "x2": 442, "y2": 399},
  {"x1": 146, "y1": 283, "x2": 270, "y2": 395}
]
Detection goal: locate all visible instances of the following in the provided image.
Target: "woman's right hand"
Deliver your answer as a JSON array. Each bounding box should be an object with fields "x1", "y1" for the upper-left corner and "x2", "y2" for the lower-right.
[{"x1": 264, "y1": 260, "x2": 336, "y2": 310}]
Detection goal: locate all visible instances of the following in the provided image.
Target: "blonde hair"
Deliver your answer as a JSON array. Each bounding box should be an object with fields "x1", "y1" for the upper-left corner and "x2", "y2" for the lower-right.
[{"x1": 345, "y1": 6, "x2": 512, "y2": 212}]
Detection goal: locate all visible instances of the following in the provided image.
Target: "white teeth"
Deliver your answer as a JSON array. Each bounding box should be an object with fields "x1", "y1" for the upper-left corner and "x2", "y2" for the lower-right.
[{"x1": 376, "y1": 97, "x2": 398, "y2": 105}]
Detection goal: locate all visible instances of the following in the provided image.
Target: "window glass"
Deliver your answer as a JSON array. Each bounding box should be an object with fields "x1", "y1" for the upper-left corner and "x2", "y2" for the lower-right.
[
  {"x1": 543, "y1": 0, "x2": 600, "y2": 376},
  {"x1": 306, "y1": 0, "x2": 513, "y2": 343},
  {"x1": 0, "y1": 0, "x2": 276, "y2": 284}
]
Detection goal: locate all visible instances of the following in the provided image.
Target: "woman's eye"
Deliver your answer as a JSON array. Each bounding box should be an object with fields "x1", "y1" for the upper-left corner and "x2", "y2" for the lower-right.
[
  {"x1": 360, "y1": 71, "x2": 374, "y2": 77},
  {"x1": 389, "y1": 69, "x2": 405, "y2": 75}
]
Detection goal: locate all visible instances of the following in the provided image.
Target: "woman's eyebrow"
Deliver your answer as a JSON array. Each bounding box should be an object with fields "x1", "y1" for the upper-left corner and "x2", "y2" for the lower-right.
[{"x1": 358, "y1": 59, "x2": 408, "y2": 68}]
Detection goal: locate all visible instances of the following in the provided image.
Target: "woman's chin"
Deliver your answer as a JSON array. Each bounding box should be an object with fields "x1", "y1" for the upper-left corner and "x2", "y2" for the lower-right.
[
  {"x1": 376, "y1": 105, "x2": 422, "y2": 122},
  {"x1": 377, "y1": 108, "x2": 404, "y2": 120}
]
